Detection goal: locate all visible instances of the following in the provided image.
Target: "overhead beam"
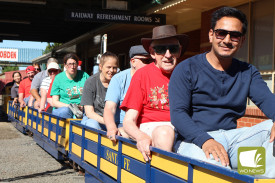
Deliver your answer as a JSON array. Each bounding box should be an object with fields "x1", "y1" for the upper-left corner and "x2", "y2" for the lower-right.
[{"x1": 0, "y1": 0, "x2": 46, "y2": 5}]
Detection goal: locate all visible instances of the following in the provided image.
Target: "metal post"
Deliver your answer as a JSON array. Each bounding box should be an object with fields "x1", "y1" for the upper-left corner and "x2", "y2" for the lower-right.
[{"x1": 101, "y1": 34, "x2": 107, "y2": 54}]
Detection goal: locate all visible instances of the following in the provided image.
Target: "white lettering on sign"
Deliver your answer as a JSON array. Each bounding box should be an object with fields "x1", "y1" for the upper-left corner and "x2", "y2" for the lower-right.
[
  {"x1": 134, "y1": 16, "x2": 152, "y2": 23},
  {"x1": 0, "y1": 49, "x2": 18, "y2": 61},
  {"x1": 97, "y1": 14, "x2": 131, "y2": 21},
  {"x1": 71, "y1": 12, "x2": 93, "y2": 19}
]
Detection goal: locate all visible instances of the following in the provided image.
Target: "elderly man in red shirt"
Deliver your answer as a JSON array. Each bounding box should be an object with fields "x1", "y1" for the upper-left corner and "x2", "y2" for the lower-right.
[
  {"x1": 18, "y1": 66, "x2": 36, "y2": 108},
  {"x1": 121, "y1": 25, "x2": 189, "y2": 161}
]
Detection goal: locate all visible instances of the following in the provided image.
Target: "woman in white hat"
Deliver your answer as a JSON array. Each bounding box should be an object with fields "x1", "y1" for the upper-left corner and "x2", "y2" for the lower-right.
[{"x1": 38, "y1": 62, "x2": 61, "y2": 113}]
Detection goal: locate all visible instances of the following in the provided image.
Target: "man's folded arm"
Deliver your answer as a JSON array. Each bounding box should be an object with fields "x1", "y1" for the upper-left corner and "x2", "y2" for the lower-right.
[{"x1": 169, "y1": 65, "x2": 212, "y2": 148}]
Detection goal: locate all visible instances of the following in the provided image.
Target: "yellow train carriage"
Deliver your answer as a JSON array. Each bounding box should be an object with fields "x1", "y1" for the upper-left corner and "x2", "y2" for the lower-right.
[
  {"x1": 6, "y1": 101, "x2": 275, "y2": 183},
  {"x1": 68, "y1": 121, "x2": 275, "y2": 183},
  {"x1": 26, "y1": 106, "x2": 81, "y2": 159}
]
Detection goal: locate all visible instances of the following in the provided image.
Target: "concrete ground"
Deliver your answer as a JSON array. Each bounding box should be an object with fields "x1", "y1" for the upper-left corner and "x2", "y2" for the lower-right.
[{"x1": 0, "y1": 108, "x2": 85, "y2": 183}]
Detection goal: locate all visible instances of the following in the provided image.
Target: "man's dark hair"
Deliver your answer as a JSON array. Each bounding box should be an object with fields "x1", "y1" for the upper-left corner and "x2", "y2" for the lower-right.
[{"x1": 211, "y1": 7, "x2": 248, "y2": 35}]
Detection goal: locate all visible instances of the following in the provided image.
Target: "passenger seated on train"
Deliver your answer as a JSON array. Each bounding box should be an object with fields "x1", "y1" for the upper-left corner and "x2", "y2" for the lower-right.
[
  {"x1": 104, "y1": 45, "x2": 152, "y2": 142},
  {"x1": 42, "y1": 77, "x2": 55, "y2": 113},
  {"x1": 30, "y1": 58, "x2": 58, "y2": 110},
  {"x1": 18, "y1": 66, "x2": 36, "y2": 108},
  {"x1": 11, "y1": 72, "x2": 22, "y2": 105},
  {"x1": 120, "y1": 25, "x2": 189, "y2": 161},
  {"x1": 38, "y1": 62, "x2": 61, "y2": 113},
  {"x1": 80, "y1": 52, "x2": 119, "y2": 130},
  {"x1": 169, "y1": 7, "x2": 275, "y2": 178},
  {"x1": 51, "y1": 53, "x2": 89, "y2": 118},
  {"x1": 32, "y1": 63, "x2": 41, "y2": 74},
  {"x1": 2, "y1": 76, "x2": 15, "y2": 95}
]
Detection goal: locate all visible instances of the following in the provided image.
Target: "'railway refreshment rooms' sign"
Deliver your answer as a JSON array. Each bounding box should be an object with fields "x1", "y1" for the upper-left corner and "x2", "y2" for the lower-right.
[
  {"x1": 0, "y1": 48, "x2": 18, "y2": 62},
  {"x1": 66, "y1": 10, "x2": 166, "y2": 25}
]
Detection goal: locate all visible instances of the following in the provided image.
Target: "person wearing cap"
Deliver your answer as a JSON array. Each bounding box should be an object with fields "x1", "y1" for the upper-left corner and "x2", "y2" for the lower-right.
[
  {"x1": 104, "y1": 45, "x2": 152, "y2": 142},
  {"x1": 18, "y1": 66, "x2": 36, "y2": 108},
  {"x1": 80, "y1": 52, "x2": 119, "y2": 129},
  {"x1": 30, "y1": 58, "x2": 59, "y2": 109},
  {"x1": 120, "y1": 25, "x2": 189, "y2": 161},
  {"x1": 38, "y1": 62, "x2": 61, "y2": 113},
  {"x1": 169, "y1": 7, "x2": 275, "y2": 178}
]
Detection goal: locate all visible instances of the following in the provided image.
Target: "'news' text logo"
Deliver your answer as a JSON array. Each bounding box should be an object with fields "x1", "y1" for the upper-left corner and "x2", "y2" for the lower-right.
[{"x1": 238, "y1": 147, "x2": 265, "y2": 175}]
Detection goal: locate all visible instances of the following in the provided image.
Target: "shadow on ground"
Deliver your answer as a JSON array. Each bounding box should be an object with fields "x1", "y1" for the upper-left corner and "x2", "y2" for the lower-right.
[
  {"x1": 0, "y1": 106, "x2": 9, "y2": 122},
  {"x1": 0, "y1": 165, "x2": 74, "y2": 182}
]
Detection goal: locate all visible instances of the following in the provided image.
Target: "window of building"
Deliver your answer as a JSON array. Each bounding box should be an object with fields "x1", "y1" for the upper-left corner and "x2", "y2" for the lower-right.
[
  {"x1": 234, "y1": 0, "x2": 275, "y2": 106},
  {"x1": 234, "y1": 4, "x2": 249, "y2": 62},
  {"x1": 251, "y1": 0, "x2": 274, "y2": 71}
]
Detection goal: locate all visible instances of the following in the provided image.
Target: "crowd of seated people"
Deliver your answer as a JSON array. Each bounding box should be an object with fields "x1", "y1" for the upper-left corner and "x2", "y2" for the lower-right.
[
  {"x1": 7, "y1": 25, "x2": 188, "y2": 157},
  {"x1": 8, "y1": 10, "x2": 275, "y2": 178},
  {"x1": 9, "y1": 24, "x2": 188, "y2": 164}
]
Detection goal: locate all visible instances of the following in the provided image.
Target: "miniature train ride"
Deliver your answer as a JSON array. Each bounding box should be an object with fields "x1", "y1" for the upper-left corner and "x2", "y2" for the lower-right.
[{"x1": 6, "y1": 101, "x2": 275, "y2": 183}]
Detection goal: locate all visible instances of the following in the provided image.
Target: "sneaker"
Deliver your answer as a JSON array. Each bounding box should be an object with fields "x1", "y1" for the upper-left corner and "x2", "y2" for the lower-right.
[{"x1": 68, "y1": 103, "x2": 83, "y2": 119}]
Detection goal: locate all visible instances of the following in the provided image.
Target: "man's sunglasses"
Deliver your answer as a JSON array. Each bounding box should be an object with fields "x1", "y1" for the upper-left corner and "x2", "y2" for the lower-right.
[
  {"x1": 35, "y1": 68, "x2": 41, "y2": 71},
  {"x1": 214, "y1": 29, "x2": 243, "y2": 42},
  {"x1": 48, "y1": 69, "x2": 59, "y2": 73},
  {"x1": 153, "y1": 45, "x2": 180, "y2": 55},
  {"x1": 135, "y1": 57, "x2": 154, "y2": 64}
]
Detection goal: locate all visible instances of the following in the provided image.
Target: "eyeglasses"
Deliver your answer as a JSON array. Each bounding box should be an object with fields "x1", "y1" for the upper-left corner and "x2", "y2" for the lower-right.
[
  {"x1": 134, "y1": 57, "x2": 154, "y2": 64},
  {"x1": 48, "y1": 69, "x2": 58, "y2": 73},
  {"x1": 35, "y1": 68, "x2": 41, "y2": 71},
  {"x1": 66, "y1": 62, "x2": 77, "y2": 67},
  {"x1": 214, "y1": 29, "x2": 243, "y2": 42},
  {"x1": 153, "y1": 45, "x2": 180, "y2": 55}
]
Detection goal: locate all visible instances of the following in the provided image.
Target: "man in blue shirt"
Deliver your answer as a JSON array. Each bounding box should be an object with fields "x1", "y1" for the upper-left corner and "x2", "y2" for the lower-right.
[
  {"x1": 169, "y1": 7, "x2": 275, "y2": 178},
  {"x1": 103, "y1": 45, "x2": 151, "y2": 142}
]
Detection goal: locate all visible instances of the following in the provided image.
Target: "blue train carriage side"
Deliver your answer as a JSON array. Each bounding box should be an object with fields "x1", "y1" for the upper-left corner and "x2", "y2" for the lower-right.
[
  {"x1": 7, "y1": 101, "x2": 80, "y2": 160},
  {"x1": 68, "y1": 121, "x2": 275, "y2": 183},
  {"x1": 6, "y1": 101, "x2": 275, "y2": 183},
  {"x1": 7, "y1": 101, "x2": 28, "y2": 134},
  {"x1": 25, "y1": 106, "x2": 81, "y2": 160}
]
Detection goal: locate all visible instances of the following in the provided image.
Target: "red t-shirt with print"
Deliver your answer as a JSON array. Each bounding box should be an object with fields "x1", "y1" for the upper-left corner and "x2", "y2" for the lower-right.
[
  {"x1": 120, "y1": 62, "x2": 171, "y2": 126},
  {"x1": 18, "y1": 78, "x2": 32, "y2": 98}
]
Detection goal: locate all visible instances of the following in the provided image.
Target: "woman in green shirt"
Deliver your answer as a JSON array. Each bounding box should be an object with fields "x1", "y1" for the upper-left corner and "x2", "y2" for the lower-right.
[{"x1": 51, "y1": 53, "x2": 89, "y2": 118}]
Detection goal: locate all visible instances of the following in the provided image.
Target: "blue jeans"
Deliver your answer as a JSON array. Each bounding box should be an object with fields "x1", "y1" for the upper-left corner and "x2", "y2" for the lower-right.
[
  {"x1": 24, "y1": 96, "x2": 35, "y2": 106},
  {"x1": 81, "y1": 115, "x2": 107, "y2": 131},
  {"x1": 177, "y1": 120, "x2": 275, "y2": 178},
  {"x1": 52, "y1": 107, "x2": 73, "y2": 119},
  {"x1": 23, "y1": 96, "x2": 30, "y2": 104}
]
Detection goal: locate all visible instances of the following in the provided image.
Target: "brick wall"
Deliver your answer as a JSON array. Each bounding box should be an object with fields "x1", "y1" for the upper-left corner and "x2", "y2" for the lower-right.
[{"x1": 237, "y1": 106, "x2": 268, "y2": 128}]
